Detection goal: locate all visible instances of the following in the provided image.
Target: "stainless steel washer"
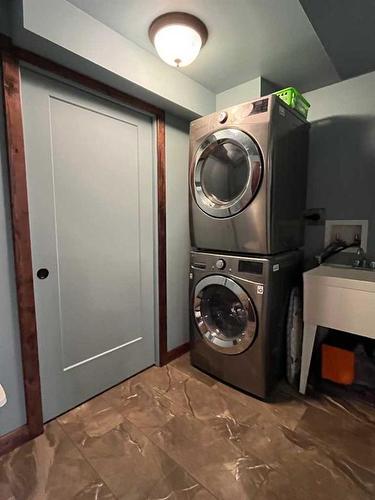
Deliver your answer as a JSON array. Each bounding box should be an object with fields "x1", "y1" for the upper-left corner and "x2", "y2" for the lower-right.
[{"x1": 190, "y1": 250, "x2": 302, "y2": 398}]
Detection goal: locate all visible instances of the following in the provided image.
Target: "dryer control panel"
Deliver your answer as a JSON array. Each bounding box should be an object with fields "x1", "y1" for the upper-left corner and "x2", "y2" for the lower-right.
[{"x1": 250, "y1": 98, "x2": 269, "y2": 115}]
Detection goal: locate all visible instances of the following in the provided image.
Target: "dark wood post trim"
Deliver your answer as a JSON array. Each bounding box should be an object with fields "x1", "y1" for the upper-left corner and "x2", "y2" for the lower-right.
[
  {"x1": 0, "y1": 425, "x2": 30, "y2": 457},
  {"x1": 1, "y1": 51, "x2": 44, "y2": 441},
  {"x1": 156, "y1": 114, "x2": 168, "y2": 364}
]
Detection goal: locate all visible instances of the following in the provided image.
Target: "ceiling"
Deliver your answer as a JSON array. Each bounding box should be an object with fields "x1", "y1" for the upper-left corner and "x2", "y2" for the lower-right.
[
  {"x1": 67, "y1": 0, "x2": 375, "y2": 94},
  {"x1": 300, "y1": 0, "x2": 375, "y2": 81}
]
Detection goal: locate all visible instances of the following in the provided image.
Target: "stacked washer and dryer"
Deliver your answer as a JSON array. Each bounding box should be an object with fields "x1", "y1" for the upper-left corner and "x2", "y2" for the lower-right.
[{"x1": 189, "y1": 95, "x2": 310, "y2": 398}]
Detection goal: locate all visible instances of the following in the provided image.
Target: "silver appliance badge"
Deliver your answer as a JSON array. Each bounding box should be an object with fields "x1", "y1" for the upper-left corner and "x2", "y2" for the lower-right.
[{"x1": 257, "y1": 285, "x2": 264, "y2": 295}]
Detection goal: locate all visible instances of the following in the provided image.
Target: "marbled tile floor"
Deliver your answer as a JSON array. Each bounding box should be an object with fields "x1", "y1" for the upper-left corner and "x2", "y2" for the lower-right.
[{"x1": 1, "y1": 353, "x2": 375, "y2": 500}]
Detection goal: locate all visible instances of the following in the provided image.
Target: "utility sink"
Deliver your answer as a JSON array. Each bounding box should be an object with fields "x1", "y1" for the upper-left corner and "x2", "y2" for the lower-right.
[{"x1": 300, "y1": 264, "x2": 375, "y2": 394}]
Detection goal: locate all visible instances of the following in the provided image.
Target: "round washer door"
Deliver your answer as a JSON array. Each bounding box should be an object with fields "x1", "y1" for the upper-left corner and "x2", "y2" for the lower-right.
[
  {"x1": 193, "y1": 275, "x2": 257, "y2": 354},
  {"x1": 192, "y1": 128, "x2": 262, "y2": 218}
]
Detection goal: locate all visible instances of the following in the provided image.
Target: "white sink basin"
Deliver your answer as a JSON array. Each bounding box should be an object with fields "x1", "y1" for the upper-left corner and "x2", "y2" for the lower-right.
[{"x1": 315, "y1": 264, "x2": 375, "y2": 291}]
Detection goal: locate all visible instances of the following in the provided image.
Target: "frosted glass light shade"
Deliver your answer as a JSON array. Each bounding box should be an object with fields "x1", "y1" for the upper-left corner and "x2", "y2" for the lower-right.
[
  {"x1": 154, "y1": 24, "x2": 202, "y2": 67},
  {"x1": 149, "y1": 12, "x2": 208, "y2": 68}
]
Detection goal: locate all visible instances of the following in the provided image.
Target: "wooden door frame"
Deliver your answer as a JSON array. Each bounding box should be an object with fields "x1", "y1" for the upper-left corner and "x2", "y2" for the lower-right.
[{"x1": 0, "y1": 38, "x2": 189, "y2": 456}]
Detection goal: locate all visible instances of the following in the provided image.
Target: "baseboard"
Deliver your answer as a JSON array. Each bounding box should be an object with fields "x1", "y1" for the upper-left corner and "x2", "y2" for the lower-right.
[
  {"x1": 165, "y1": 342, "x2": 190, "y2": 363},
  {"x1": 0, "y1": 424, "x2": 30, "y2": 457}
]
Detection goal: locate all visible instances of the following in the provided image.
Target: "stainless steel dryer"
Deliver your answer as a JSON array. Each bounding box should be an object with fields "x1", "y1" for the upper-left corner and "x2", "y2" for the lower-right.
[
  {"x1": 189, "y1": 95, "x2": 309, "y2": 255},
  {"x1": 190, "y1": 250, "x2": 302, "y2": 398}
]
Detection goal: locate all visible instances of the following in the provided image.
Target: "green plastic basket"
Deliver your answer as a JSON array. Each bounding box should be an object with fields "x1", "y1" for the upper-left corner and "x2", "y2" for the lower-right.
[{"x1": 274, "y1": 87, "x2": 310, "y2": 118}]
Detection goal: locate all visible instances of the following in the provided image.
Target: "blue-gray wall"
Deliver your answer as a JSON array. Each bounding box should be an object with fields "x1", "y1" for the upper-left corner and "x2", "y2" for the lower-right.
[
  {"x1": 0, "y1": 0, "x2": 10, "y2": 35},
  {"x1": 216, "y1": 77, "x2": 262, "y2": 111},
  {"x1": 166, "y1": 114, "x2": 190, "y2": 351},
  {"x1": 304, "y1": 70, "x2": 375, "y2": 265},
  {"x1": 216, "y1": 77, "x2": 278, "y2": 110}
]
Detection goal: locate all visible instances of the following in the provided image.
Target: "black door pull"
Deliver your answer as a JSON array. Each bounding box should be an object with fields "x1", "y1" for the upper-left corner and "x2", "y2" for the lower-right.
[{"x1": 37, "y1": 268, "x2": 49, "y2": 280}]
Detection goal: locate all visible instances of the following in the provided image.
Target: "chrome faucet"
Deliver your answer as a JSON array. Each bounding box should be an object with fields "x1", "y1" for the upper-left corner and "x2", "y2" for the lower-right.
[{"x1": 352, "y1": 247, "x2": 366, "y2": 268}]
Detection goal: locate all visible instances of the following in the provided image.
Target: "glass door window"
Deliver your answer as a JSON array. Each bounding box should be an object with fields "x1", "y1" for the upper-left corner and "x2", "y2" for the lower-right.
[
  {"x1": 194, "y1": 276, "x2": 257, "y2": 354},
  {"x1": 193, "y1": 129, "x2": 262, "y2": 218}
]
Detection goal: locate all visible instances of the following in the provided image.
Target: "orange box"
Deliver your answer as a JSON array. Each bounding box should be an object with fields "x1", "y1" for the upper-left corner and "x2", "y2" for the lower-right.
[{"x1": 321, "y1": 344, "x2": 355, "y2": 385}]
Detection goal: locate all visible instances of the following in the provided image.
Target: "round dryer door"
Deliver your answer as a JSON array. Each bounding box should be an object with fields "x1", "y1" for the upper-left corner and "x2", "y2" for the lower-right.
[
  {"x1": 193, "y1": 275, "x2": 257, "y2": 354},
  {"x1": 192, "y1": 128, "x2": 262, "y2": 218}
]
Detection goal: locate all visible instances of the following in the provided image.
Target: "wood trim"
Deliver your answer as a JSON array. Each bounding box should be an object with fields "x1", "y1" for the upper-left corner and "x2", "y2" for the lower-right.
[
  {"x1": 0, "y1": 41, "x2": 185, "y2": 454},
  {"x1": 0, "y1": 425, "x2": 31, "y2": 456},
  {"x1": 165, "y1": 342, "x2": 190, "y2": 364},
  {"x1": 12, "y1": 46, "x2": 164, "y2": 119},
  {"x1": 1, "y1": 52, "x2": 44, "y2": 443},
  {"x1": 156, "y1": 114, "x2": 169, "y2": 366}
]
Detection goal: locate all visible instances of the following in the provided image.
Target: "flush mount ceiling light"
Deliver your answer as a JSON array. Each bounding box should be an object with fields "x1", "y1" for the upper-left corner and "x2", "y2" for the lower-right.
[{"x1": 149, "y1": 12, "x2": 208, "y2": 68}]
